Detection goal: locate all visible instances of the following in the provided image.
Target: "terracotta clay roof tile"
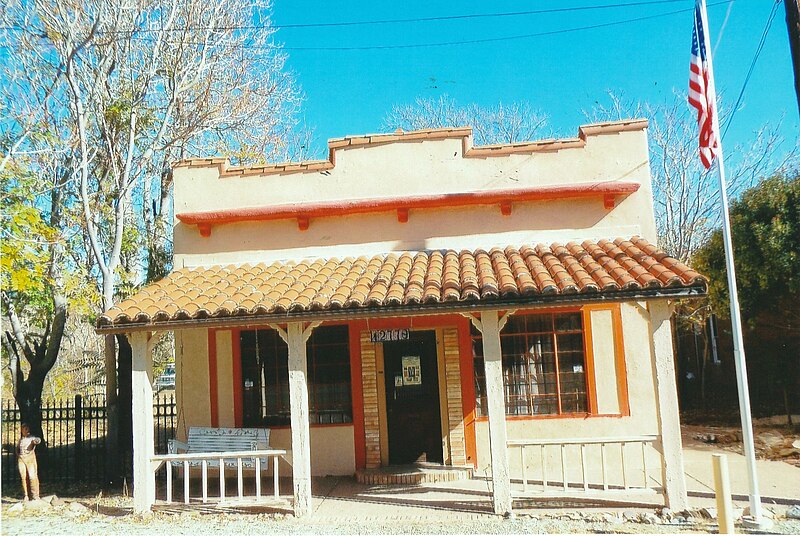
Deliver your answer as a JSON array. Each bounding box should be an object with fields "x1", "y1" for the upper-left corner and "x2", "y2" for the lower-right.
[{"x1": 98, "y1": 237, "x2": 706, "y2": 328}]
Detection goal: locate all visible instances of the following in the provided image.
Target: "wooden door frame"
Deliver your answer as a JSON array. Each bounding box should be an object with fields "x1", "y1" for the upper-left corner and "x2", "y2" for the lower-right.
[{"x1": 377, "y1": 327, "x2": 444, "y2": 466}]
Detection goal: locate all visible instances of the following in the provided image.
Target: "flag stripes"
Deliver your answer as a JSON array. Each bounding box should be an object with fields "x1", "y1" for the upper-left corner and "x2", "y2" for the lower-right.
[{"x1": 688, "y1": 1, "x2": 718, "y2": 169}]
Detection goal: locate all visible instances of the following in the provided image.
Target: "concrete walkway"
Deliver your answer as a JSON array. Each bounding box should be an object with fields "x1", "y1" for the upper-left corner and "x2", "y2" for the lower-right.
[{"x1": 681, "y1": 436, "x2": 800, "y2": 504}]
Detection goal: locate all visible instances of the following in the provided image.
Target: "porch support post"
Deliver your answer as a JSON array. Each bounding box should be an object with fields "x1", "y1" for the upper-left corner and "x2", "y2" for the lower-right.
[
  {"x1": 130, "y1": 331, "x2": 156, "y2": 513},
  {"x1": 649, "y1": 301, "x2": 689, "y2": 510},
  {"x1": 275, "y1": 321, "x2": 319, "y2": 518},
  {"x1": 473, "y1": 311, "x2": 512, "y2": 515}
]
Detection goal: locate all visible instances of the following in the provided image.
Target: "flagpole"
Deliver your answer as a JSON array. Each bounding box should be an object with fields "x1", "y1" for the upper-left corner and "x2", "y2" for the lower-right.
[{"x1": 697, "y1": 0, "x2": 763, "y2": 524}]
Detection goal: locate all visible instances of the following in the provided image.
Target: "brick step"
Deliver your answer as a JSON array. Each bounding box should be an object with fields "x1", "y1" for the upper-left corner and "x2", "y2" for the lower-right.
[{"x1": 355, "y1": 464, "x2": 474, "y2": 485}]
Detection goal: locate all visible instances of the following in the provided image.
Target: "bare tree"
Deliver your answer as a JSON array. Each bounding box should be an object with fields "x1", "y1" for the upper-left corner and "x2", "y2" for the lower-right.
[
  {"x1": 585, "y1": 92, "x2": 797, "y2": 263},
  {"x1": 1, "y1": 156, "x2": 68, "y2": 440},
  {"x1": 384, "y1": 95, "x2": 550, "y2": 146},
  {"x1": 3, "y1": 0, "x2": 303, "y2": 479},
  {"x1": 587, "y1": 91, "x2": 798, "y2": 408}
]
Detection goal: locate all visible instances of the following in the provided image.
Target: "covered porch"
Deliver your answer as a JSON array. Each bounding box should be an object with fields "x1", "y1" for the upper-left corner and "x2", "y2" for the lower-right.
[{"x1": 97, "y1": 237, "x2": 706, "y2": 517}]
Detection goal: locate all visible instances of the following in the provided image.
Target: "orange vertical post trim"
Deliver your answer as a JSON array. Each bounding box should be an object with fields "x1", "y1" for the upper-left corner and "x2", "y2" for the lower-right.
[
  {"x1": 232, "y1": 329, "x2": 243, "y2": 427},
  {"x1": 611, "y1": 305, "x2": 630, "y2": 416},
  {"x1": 349, "y1": 321, "x2": 367, "y2": 470},
  {"x1": 208, "y1": 329, "x2": 219, "y2": 427},
  {"x1": 457, "y1": 316, "x2": 478, "y2": 468},
  {"x1": 581, "y1": 308, "x2": 600, "y2": 415}
]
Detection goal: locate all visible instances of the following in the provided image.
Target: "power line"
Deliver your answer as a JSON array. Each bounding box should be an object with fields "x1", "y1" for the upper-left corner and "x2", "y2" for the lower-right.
[
  {"x1": 0, "y1": 0, "x2": 731, "y2": 53},
  {"x1": 276, "y1": 0, "x2": 687, "y2": 30},
  {"x1": 279, "y1": 3, "x2": 729, "y2": 51},
  {"x1": 116, "y1": 1, "x2": 730, "y2": 53},
  {"x1": 721, "y1": 0, "x2": 782, "y2": 140},
  {"x1": 0, "y1": 0, "x2": 688, "y2": 34}
]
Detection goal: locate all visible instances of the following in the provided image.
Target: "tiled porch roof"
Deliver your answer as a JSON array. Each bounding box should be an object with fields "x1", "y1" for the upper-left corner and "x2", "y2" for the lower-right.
[{"x1": 97, "y1": 237, "x2": 705, "y2": 331}]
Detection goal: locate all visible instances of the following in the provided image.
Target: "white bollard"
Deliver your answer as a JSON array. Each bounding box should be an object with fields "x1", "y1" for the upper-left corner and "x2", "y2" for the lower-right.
[{"x1": 712, "y1": 454, "x2": 735, "y2": 534}]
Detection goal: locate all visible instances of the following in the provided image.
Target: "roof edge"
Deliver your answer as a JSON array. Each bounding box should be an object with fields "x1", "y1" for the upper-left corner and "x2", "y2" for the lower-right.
[
  {"x1": 172, "y1": 118, "x2": 649, "y2": 177},
  {"x1": 96, "y1": 285, "x2": 703, "y2": 334}
]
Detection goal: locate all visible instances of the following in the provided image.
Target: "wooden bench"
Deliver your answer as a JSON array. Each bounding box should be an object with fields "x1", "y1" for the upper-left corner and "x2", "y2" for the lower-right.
[{"x1": 167, "y1": 427, "x2": 277, "y2": 468}]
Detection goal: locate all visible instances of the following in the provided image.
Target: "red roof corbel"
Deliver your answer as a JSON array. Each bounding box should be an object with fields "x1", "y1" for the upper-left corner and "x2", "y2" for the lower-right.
[{"x1": 178, "y1": 181, "x2": 640, "y2": 236}]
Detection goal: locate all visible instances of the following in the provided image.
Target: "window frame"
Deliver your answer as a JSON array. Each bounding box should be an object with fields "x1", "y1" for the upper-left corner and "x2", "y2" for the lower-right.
[
  {"x1": 238, "y1": 323, "x2": 354, "y2": 428},
  {"x1": 472, "y1": 306, "x2": 617, "y2": 420}
]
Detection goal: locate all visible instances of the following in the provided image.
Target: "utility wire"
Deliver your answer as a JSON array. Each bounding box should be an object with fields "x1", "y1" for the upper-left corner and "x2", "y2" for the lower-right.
[
  {"x1": 720, "y1": 0, "x2": 781, "y2": 140},
  {"x1": 272, "y1": 0, "x2": 688, "y2": 30},
  {"x1": 0, "y1": 0, "x2": 688, "y2": 34},
  {"x1": 0, "y1": 0, "x2": 731, "y2": 52},
  {"x1": 117, "y1": 0, "x2": 730, "y2": 52},
  {"x1": 280, "y1": 3, "x2": 730, "y2": 51}
]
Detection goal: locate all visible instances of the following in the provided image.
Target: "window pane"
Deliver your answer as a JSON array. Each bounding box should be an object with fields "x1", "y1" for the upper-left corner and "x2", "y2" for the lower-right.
[
  {"x1": 307, "y1": 325, "x2": 351, "y2": 424},
  {"x1": 526, "y1": 314, "x2": 551, "y2": 333},
  {"x1": 473, "y1": 339, "x2": 487, "y2": 416},
  {"x1": 503, "y1": 314, "x2": 527, "y2": 335},
  {"x1": 554, "y1": 312, "x2": 582, "y2": 332}
]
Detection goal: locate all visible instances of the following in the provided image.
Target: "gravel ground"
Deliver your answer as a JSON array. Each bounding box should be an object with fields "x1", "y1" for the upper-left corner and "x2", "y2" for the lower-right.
[{"x1": 3, "y1": 501, "x2": 800, "y2": 535}]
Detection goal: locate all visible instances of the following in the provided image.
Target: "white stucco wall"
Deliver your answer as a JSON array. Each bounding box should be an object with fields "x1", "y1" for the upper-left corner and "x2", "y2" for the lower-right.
[
  {"x1": 172, "y1": 127, "x2": 656, "y2": 267},
  {"x1": 168, "y1": 123, "x2": 677, "y2": 482},
  {"x1": 174, "y1": 328, "x2": 211, "y2": 441},
  {"x1": 474, "y1": 301, "x2": 662, "y2": 484}
]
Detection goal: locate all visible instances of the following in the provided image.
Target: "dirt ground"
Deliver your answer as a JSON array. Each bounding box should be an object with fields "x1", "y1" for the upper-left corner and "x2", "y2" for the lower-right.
[
  {"x1": 2, "y1": 423, "x2": 798, "y2": 534},
  {"x1": 681, "y1": 422, "x2": 800, "y2": 469}
]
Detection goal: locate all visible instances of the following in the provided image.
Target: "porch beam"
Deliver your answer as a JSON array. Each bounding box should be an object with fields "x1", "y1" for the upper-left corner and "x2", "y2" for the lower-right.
[
  {"x1": 476, "y1": 310, "x2": 513, "y2": 515},
  {"x1": 281, "y1": 321, "x2": 319, "y2": 518},
  {"x1": 648, "y1": 301, "x2": 689, "y2": 510},
  {"x1": 130, "y1": 331, "x2": 156, "y2": 513}
]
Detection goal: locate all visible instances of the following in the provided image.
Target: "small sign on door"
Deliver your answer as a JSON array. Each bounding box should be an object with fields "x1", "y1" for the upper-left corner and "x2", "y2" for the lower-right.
[{"x1": 401, "y1": 356, "x2": 422, "y2": 385}]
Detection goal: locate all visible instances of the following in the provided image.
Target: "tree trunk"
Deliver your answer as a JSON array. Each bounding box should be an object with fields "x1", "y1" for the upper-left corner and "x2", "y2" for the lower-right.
[{"x1": 14, "y1": 372, "x2": 46, "y2": 440}]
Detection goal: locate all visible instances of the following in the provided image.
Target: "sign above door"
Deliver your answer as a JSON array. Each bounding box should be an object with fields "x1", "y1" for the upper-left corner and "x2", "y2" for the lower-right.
[{"x1": 370, "y1": 329, "x2": 410, "y2": 343}]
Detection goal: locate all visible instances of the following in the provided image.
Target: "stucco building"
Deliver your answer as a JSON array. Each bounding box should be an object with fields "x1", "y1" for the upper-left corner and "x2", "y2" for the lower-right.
[{"x1": 97, "y1": 119, "x2": 706, "y2": 516}]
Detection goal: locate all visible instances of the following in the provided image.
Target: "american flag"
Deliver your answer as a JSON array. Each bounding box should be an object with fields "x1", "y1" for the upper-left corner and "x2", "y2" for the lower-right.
[{"x1": 688, "y1": 1, "x2": 718, "y2": 169}]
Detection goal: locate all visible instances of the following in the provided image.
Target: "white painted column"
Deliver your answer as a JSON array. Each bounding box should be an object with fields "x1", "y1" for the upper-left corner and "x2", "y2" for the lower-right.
[
  {"x1": 479, "y1": 311, "x2": 513, "y2": 515},
  {"x1": 649, "y1": 301, "x2": 689, "y2": 510},
  {"x1": 274, "y1": 321, "x2": 318, "y2": 518},
  {"x1": 130, "y1": 331, "x2": 156, "y2": 513}
]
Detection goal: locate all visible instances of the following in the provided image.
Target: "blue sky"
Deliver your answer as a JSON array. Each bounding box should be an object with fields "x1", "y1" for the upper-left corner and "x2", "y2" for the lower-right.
[{"x1": 271, "y1": 0, "x2": 798, "y2": 161}]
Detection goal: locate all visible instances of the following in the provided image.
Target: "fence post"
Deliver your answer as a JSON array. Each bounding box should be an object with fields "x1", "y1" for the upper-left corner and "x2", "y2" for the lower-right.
[{"x1": 74, "y1": 394, "x2": 83, "y2": 480}]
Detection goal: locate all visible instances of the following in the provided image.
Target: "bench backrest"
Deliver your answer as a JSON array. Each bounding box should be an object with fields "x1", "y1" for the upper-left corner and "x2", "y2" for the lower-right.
[{"x1": 185, "y1": 427, "x2": 270, "y2": 454}]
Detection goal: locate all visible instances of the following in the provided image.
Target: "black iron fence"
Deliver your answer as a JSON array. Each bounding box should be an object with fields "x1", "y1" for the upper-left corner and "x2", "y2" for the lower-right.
[{"x1": 1, "y1": 394, "x2": 176, "y2": 485}]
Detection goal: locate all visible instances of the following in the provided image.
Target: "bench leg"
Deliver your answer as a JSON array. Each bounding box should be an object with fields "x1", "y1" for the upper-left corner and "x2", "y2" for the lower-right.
[
  {"x1": 255, "y1": 458, "x2": 262, "y2": 499},
  {"x1": 202, "y1": 461, "x2": 208, "y2": 503}
]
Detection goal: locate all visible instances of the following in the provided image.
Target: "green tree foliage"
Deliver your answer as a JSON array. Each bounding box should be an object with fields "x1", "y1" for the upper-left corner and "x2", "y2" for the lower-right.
[
  {"x1": 695, "y1": 173, "x2": 799, "y2": 321},
  {"x1": 694, "y1": 172, "x2": 800, "y2": 415}
]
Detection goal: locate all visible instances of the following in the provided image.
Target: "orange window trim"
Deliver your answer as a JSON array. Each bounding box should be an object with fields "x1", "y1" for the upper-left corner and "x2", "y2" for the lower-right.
[
  {"x1": 472, "y1": 305, "x2": 600, "y2": 419},
  {"x1": 580, "y1": 303, "x2": 630, "y2": 417},
  {"x1": 475, "y1": 412, "x2": 629, "y2": 422},
  {"x1": 581, "y1": 308, "x2": 600, "y2": 415},
  {"x1": 611, "y1": 305, "x2": 630, "y2": 416},
  {"x1": 208, "y1": 329, "x2": 219, "y2": 427}
]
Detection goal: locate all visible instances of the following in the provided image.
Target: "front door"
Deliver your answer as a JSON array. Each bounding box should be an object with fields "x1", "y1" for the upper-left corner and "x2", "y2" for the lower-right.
[{"x1": 383, "y1": 330, "x2": 443, "y2": 464}]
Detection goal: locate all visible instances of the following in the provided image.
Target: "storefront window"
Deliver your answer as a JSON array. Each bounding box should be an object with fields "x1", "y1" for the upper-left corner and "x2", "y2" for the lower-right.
[
  {"x1": 240, "y1": 325, "x2": 352, "y2": 426},
  {"x1": 473, "y1": 312, "x2": 588, "y2": 416}
]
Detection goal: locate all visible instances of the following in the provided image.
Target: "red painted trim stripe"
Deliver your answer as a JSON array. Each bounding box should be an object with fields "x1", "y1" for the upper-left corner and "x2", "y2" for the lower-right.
[
  {"x1": 177, "y1": 182, "x2": 640, "y2": 230},
  {"x1": 208, "y1": 330, "x2": 219, "y2": 427},
  {"x1": 349, "y1": 321, "x2": 367, "y2": 470},
  {"x1": 232, "y1": 328, "x2": 243, "y2": 427}
]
